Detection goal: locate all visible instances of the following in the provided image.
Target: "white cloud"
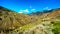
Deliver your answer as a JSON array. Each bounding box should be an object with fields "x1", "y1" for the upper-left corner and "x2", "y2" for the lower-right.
[
  {"x1": 31, "y1": 9, "x2": 36, "y2": 11},
  {"x1": 43, "y1": 7, "x2": 51, "y2": 10},
  {"x1": 19, "y1": 12, "x2": 23, "y2": 13},
  {"x1": 19, "y1": 9, "x2": 29, "y2": 13},
  {"x1": 24, "y1": 9, "x2": 29, "y2": 12},
  {"x1": 32, "y1": 9, "x2": 36, "y2": 10}
]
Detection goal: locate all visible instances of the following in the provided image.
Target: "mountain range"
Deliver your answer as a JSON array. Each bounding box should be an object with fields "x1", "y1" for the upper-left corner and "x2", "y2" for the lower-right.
[{"x1": 0, "y1": 6, "x2": 60, "y2": 34}]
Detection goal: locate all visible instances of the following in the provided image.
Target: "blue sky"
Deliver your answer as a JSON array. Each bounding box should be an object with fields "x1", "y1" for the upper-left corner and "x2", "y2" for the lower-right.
[{"x1": 0, "y1": 0, "x2": 60, "y2": 14}]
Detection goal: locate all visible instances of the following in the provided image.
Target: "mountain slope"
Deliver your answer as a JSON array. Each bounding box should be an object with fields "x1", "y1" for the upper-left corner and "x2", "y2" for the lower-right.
[
  {"x1": 30, "y1": 8, "x2": 60, "y2": 20},
  {"x1": 0, "y1": 6, "x2": 37, "y2": 31},
  {"x1": 0, "y1": 6, "x2": 60, "y2": 34}
]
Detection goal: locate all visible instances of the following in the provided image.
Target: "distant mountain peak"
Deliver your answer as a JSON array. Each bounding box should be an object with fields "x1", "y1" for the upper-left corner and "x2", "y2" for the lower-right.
[
  {"x1": 0, "y1": 6, "x2": 4, "y2": 8},
  {"x1": 56, "y1": 8, "x2": 60, "y2": 9},
  {"x1": 0, "y1": 6, "x2": 14, "y2": 13},
  {"x1": 0, "y1": 6, "x2": 6, "y2": 10},
  {"x1": 0, "y1": 6, "x2": 8, "y2": 11},
  {"x1": 29, "y1": 8, "x2": 60, "y2": 16}
]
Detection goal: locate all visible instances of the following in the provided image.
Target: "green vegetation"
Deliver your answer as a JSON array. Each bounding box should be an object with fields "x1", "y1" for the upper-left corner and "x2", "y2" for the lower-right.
[{"x1": 51, "y1": 21, "x2": 60, "y2": 34}]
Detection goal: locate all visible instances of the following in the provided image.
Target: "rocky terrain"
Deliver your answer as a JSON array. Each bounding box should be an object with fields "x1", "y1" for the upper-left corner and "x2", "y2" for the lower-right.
[{"x1": 0, "y1": 6, "x2": 60, "y2": 34}]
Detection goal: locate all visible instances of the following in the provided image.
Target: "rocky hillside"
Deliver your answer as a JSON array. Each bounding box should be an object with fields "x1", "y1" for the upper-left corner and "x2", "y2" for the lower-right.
[
  {"x1": 30, "y1": 8, "x2": 60, "y2": 20},
  {"x1": 0, "y1": 6, "x2": 36, "y2": 31},
  {"x1": 0, "y1": 6, "x2": 60, "y2": 34}
]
